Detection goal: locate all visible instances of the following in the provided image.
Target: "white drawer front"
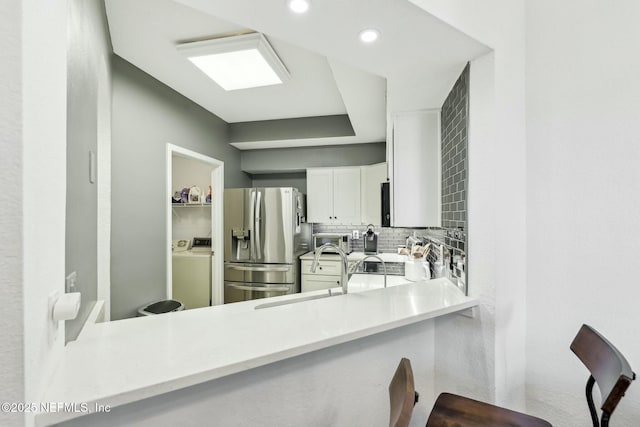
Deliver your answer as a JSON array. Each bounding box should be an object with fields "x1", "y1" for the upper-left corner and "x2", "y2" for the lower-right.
[
  {"x1": 302, "y1": 275, "x2": 341, "y2": 293},
  {"x1": 301, "y1": 259, "x2": 342, "y2": 276}
]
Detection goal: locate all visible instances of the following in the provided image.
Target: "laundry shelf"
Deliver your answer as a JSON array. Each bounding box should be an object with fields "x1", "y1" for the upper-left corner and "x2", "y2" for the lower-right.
[{"x1": 171, "y1": 203, "x2": 211, "y2": 207}]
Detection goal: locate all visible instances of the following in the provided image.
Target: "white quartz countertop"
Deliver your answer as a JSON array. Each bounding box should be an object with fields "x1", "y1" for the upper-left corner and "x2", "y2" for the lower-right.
[
  {"x1": 36, "y1": 278, "x2": 477, "y2": 426},
  {"x1": 300, "y1": 250, "x2": 407, "y2": 263}
]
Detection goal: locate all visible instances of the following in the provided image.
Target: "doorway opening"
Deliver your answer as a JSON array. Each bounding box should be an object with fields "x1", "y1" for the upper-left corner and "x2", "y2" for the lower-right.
[{"x1": 166, "y1": 144, "x2": 224, "y2": 308}]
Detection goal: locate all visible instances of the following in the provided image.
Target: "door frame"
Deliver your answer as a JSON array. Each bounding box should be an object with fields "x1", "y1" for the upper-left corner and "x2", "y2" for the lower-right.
[{"x1": 166, "y1": 144, "x2": 225, "y2": 306}]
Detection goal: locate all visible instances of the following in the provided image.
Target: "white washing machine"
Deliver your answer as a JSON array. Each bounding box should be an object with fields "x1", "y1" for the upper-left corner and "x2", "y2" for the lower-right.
[{"x1": 172, "y1": 238, "x2": 211, "y2": 309}]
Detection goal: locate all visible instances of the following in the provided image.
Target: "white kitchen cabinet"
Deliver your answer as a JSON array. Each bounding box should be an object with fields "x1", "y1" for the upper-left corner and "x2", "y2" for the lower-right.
[
  {"x1": 302, "y1": 276, "x2": 341, "y2": 293},
  {"x1": 307, "y1": 167, "x2": 361, "y2": 225},
  {"x1": 301, "y1": 259, "x2": 341, "y2": 292},
  {"x1": 332, "y1": 167, "x2": 361, "y2": 224},
  {"x1": 306, "y1": 168, "x2": 334, "y2": 223},
  {"x1": 391, "y1": 110, "x2": 441, "y2": 227},
  {"x1": 360, "y1": 162, "x2": 387, "y2": 225},
  {"x1": 301, "y1": 258, "x2": 357, "y2": 292}
]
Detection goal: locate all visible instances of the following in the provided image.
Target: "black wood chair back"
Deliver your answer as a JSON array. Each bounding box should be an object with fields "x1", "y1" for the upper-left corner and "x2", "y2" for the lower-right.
[
  {"x1": 389, "y1": 358, "x2": 419, "y2": 427},
  {"x1": 570, "y1": 324, "x2": 636, "y2": 427},
  {"x1": 425, "y1": 392, "x2": 552, "y2": 427}
]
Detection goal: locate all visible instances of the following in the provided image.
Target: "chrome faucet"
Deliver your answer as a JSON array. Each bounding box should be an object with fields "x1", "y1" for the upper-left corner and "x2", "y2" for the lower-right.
[
  {"x1": 350, "y1": 255, "x2": 388, "y2": 288},
  {"x1": 311, "y1": 243, "x2": 349, "y2": 295}
]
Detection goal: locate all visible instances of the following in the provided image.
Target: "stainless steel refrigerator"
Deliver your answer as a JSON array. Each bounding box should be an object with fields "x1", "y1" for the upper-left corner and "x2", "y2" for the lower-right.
[{"x1": 224, "y1": 187, "x2": 311, "y2": 303}]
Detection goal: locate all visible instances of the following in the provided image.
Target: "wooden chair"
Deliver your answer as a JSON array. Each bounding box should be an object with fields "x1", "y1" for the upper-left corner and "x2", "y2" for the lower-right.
[
  {"x1": 570, "y1": 324, "x2": 636, "y2": 427},
  {"x1": 425, "y1": 392, "x2": 552, "y2": 427},
  {"x1": 389, "y1": 357, "x2": 419, "y2": 427}
]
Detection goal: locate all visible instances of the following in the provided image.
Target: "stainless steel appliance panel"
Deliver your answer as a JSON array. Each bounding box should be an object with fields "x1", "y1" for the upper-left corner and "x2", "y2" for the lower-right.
[
  {"x1": 224, "y1": 188, "x2": 253, "y2": 263},
  {"x1": 224, "y1": 282, "x2": 293, "y2": 304},
  {"x1": 224, "y1": 187, "x2": 310, "y2": 303},
  {"x1": 293, "y1": 191, "x2": 311, "y2": 255},
  {"x1": 255, "y1": 188, "x2": 292, "y2": 264},
  {"x1": 313, "y1": 233, "x2": 352, "y2": 254},
  {"x1": 224, "y1": 262, "x2": 294, "y2": 284}
]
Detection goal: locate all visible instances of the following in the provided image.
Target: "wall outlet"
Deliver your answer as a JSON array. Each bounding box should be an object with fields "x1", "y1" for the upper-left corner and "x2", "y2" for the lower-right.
[{"x1": 352, "y1": 230, "x2": 359, "y2": 239}]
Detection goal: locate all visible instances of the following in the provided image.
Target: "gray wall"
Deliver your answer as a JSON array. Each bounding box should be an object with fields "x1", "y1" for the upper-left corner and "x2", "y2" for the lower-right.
[
  {"x1": 251, "y1": 172, "x2": 308, "y2": 194},
  {"x1": 111, "y1": 56, "x2": 251, "y2": 320},
  {"x1": 241, "y1": 142, "x2": 386, "y2": 174},
  {"x1": 230, "y1": 115, "x2": 354, "y2": 143},
  {"x1": 65, "y1": 0, "x2": 112, "y2": 340}
]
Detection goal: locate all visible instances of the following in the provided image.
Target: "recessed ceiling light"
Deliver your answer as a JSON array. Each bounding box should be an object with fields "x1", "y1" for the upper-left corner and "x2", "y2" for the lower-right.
[
  {"x1": 177, "y1": 33, "x2": 289, "y2": 91},
  {"x1": 287, "y1": 0, "x2": 310, "y2": 14},
  {"x1": 359, "y1": 29, "x2": 380, "y2": 43}
]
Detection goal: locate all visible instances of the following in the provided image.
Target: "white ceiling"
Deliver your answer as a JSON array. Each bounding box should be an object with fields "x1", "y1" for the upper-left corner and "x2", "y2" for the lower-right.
[{"x1": 105, "y1": 0, "x2": 490, "y2": 150}]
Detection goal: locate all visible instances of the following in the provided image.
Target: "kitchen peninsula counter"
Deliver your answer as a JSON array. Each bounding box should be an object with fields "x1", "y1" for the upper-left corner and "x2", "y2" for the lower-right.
[{"x1": 36, "y1": 278, "x2": 477, "y2": 426}]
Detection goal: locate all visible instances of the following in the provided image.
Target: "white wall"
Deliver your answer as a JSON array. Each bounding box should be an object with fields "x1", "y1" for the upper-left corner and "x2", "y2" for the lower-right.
[
  {"x1": 434, "y1": 51, "x2": 497, "y2": 405},
  {"x1": 1, "y1": 2, "x2": 68, "y2": 426},
  {"x1": 0, "y1": 2, "x2": 25, "y2": 426},
  {"x1": 410, "y1": 0, "x2": 528, "y2": 412},
  {"x1": 97, "y1": 55, "x2": 112, "y2": 321},
  {"x1": 22, "y1": 0, "x2": 68, "y2": 425},
  {"x1": 56, "y1": 321, "x2": 435, "y2": 427},
  {"x1": 525, "y1": 1, "x2": 640, "y2": 425},
  {"x1": 414, "y1": 1, "x2": 640, "y2": 425}
]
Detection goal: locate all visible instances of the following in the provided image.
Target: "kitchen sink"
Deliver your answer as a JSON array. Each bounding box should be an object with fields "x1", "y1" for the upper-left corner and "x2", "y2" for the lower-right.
[{"x1": 254, "y1": 291, "x2": 339, "y2": 310}]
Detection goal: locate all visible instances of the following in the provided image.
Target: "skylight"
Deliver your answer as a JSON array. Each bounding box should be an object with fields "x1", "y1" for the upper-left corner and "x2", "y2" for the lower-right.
[{"x1": 177, "y1": 33, "x2": 289, "y2": 91}]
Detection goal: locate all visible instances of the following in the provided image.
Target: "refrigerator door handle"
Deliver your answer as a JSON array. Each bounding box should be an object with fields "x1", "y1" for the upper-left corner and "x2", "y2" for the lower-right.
[
  {"x1": 255, "y1": 190, "x2": 262, "y2": 259},
  {"x1": 225, "y1": 282, "x2": 291, "y2": 293},
  {"x1": 250, "y1": 190, "x2": 257, "y2": 259},
  {"x1": 225, "y1": 263, "x2": 291, "y2": 272}
]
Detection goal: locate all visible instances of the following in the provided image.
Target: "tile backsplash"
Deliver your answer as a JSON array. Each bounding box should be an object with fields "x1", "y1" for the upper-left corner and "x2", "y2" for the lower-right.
[
  {"x1": 437, "y1": 62, "x2": 469, "y2": 293},
  {"x1": 312, "y1": 224, "x2": 418, "y2": 276},
  {"x1": 311, "y1": 224, "x2": 465, "y2": 291},
  {"x1": 441, "y1": 62, "x2": 469, "y2": 232},
  {"x1": 312, "y1": 224, "x2": 413, "y2": 253}
]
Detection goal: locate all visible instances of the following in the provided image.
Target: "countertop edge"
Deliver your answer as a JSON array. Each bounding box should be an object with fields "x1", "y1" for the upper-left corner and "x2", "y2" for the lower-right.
[{"x1": 35, "y1": 282, "x2": 477, "y2": 426}]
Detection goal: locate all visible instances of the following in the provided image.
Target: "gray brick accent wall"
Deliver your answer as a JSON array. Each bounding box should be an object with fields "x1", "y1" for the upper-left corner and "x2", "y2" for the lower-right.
[
  {"x1": 441, "y1": 63, "x2": 469, "y2": 234},
  {"x1": 437, "y1": 63, "x2": 469, "y2": 293}
]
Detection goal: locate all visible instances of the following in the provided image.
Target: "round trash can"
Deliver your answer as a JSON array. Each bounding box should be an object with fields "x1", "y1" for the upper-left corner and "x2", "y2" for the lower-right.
[{"x1": 138, "y1": 299, "x2": 184, "y2": 316}]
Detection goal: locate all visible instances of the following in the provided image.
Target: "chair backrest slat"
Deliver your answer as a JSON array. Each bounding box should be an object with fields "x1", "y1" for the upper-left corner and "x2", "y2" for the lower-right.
[
  {"x1": 570, "y1": 324, "x2": 635, "y2": 415},
  {"x1": 426, "y1": 393, "x2": 552, "y2": 427},
  {"x1": 389, "y1": 358, "x2": 415, "y2": 427}
]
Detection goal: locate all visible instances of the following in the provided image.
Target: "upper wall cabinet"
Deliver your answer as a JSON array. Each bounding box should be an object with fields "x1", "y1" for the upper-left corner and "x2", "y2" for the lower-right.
[
  {"x1": 307, "y1": 167, "x2": 361, "y2": 225},
  {"x1": 360, "y1": 162, "x2": 388, "y2": 226},
  {"x1": 391, "y1": 110, "x2": 441, "y2": 227}
]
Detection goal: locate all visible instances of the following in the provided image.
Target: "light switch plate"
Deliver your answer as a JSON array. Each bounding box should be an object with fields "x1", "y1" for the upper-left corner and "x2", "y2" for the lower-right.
[
  {"x1": 89, "y1": 151, "x2": 96, "y2": 184},
  {"x1": 352, "y1": 230, "x2": 359, "y2": 239}
]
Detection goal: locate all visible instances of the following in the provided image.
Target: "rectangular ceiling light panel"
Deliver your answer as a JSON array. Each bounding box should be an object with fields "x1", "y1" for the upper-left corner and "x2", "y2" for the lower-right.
[{"x1": 177, "y1": 33, "x2": 289, "y2": 91}]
